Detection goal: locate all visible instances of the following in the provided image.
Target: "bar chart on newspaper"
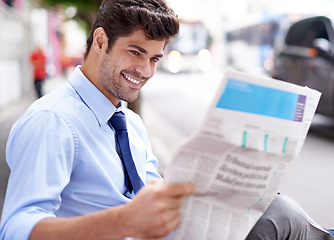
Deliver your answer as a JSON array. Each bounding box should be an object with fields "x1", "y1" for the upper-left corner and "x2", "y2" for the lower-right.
[{"x1": 164, "y1": 68, "x2": 321, "y2": 240}]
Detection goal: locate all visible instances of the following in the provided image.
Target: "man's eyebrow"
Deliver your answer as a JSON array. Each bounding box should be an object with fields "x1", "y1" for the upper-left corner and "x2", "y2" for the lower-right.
[{"x1": 128, "y1": 44, "x2": 163, "y2": 58}]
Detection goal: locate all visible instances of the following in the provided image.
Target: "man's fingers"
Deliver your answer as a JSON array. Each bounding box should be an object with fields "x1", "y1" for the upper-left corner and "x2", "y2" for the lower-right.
[
  {"x1": 164, "y1": 182, "x2": 196, "y2": 196},
  {"x1": 146, "y1": 179, "x2": 196, "y2": 197}
]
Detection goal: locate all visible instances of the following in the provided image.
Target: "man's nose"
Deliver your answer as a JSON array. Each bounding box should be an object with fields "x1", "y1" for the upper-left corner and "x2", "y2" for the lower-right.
[{"x1": 135, "y1": 60, "x2": 153, "y2": 78}]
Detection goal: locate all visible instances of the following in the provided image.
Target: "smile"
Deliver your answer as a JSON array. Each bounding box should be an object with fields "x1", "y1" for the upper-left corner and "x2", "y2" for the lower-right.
[{"x1": 123, "y1": 73, "x2": 141, "y2": 85}]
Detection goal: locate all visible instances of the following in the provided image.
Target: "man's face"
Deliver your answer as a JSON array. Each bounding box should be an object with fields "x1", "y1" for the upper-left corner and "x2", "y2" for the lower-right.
[{"x1": 97, "y1": 29, "x2": 165, "y2": 106}]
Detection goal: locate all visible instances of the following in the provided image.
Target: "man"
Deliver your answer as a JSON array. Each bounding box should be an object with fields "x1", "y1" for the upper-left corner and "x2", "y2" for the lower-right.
[
  {"x1": 1, "y1": 1, "x2": 194, "y2": 239},
  {"x1": 0, "y1": 0, "x2": 333, "y2": 239}
]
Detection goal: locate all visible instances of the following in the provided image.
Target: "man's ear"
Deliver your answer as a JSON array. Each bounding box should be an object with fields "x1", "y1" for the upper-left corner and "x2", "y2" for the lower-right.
[{"x1": 92, "y1": 27, "x2": 108, "y2": 55}]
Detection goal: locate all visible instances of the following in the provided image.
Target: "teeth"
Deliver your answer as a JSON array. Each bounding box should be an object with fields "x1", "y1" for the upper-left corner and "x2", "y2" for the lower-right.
[{"x1": 123, "y1": 74, "x2": 140, "y2": 84}]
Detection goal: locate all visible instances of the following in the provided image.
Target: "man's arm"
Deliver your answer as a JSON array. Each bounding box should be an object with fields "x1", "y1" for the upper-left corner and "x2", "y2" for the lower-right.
[{"x1": 30, "y1": 179, "x2": 195, "y2": 240}]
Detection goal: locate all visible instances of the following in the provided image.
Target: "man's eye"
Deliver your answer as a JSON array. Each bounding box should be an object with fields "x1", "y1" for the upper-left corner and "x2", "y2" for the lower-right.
[
  {"x1": 130, "y1": 50, "x2": 139, "y2": 56},
  {"x1": 151, "y1": 57, "x2": 160, "y2": 63}
]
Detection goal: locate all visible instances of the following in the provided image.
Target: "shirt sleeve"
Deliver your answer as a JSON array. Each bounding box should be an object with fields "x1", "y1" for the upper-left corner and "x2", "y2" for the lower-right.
[{"x1": 0, "y1": 110, "x2": 76, "y2": 240}]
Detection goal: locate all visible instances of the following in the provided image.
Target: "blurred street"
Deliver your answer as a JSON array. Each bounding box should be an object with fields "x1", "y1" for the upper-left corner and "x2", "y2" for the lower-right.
[{"x1": 1, "y1": 69, "x2": 334, "y2": 230}]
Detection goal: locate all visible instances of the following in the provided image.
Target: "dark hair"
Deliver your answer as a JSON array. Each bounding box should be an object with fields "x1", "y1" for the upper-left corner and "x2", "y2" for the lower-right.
[{"x1": 84, "y1": 0, "x2": 179, "y2": 59}]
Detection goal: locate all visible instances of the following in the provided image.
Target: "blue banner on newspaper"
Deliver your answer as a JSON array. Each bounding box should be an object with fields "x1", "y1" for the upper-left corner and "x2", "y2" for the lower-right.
[{"x1": 216, "y1": 79, "x2": 306, "y2": 122}]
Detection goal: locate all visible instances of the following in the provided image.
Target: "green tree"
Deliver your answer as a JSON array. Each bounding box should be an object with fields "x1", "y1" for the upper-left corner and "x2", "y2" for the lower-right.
[{"x1": 32, "y1": 0, "x2": 101, "y2": 30}]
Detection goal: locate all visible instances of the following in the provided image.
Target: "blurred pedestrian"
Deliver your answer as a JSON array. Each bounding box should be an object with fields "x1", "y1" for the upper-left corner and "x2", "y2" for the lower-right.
[{"x1": 30, "y1": 45, "x2": 47, "y2": 98}]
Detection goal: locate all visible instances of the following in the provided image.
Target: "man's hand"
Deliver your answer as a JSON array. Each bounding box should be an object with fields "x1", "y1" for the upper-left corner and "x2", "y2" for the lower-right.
[
  {"x1": 29, "y1": 180, "x2": 195, "y2": 240},
  {"x1": 119, "y1": 179, "x2": 196, "y2": 239}
]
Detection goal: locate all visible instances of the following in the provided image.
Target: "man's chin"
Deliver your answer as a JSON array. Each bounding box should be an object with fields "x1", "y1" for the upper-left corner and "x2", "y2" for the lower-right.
[
  {"x1": 126, "y1": 98, "x2": 139, "y2": 104},
  {"x1": 123, "y1": 94, "x2": 140, "y2": 104}
]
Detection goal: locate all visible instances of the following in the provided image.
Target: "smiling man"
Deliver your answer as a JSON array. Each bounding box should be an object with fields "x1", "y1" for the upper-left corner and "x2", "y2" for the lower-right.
[
  {"x1": 0, "y1": 1, "x2": 195, "y2": 239},
  {"x1": 1, "y1": 0, "x2": 334, "y2": 240}
]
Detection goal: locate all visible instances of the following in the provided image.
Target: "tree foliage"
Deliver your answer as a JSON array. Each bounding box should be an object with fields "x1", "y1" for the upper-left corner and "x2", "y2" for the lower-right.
[{"x1": 31, "y1": 0, "x2": 102, "y2": 31}]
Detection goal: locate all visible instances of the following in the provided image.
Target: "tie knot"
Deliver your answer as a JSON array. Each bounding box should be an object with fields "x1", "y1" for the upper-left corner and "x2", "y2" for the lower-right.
[{"x1": 110, "y1": 111, "x2": 127, "y2": 131}]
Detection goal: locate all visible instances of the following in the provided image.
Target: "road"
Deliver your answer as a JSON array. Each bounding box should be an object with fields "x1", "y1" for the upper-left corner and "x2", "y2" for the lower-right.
[{"x1": 142, "y1": 70, "x2": 334, "y2": 229}]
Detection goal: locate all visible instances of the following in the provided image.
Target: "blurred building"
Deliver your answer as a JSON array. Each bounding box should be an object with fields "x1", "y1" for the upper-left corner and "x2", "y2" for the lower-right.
[
  {"x1": 0, "y1": 1, "x2": 66, "y2": 111},
  {"x1": 0, "y1": 0, "x2": 30, "y2": 110}
]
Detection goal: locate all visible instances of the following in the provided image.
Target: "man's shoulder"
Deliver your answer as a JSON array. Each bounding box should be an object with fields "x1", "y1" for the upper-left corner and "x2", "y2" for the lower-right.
[
  {"x1": 23, "y1": 82, "x2": 88, "y2": 125},
  {"x1": 33, "y1": 83, "x2": 78, "y2": 112}
]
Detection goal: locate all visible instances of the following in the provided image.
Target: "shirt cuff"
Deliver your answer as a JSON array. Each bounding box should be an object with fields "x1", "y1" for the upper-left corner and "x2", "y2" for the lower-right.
[{"x1": 1, "y1": 210, "x2": 55, "y2": 240}]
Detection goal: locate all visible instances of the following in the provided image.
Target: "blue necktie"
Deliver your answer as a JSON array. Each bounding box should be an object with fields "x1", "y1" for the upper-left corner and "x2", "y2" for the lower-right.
[{"x1": 109, "y1": 111, "x2": 144, "y2": 194}]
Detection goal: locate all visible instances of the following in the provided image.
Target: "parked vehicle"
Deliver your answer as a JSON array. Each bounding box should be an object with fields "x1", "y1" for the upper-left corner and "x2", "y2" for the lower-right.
[{"x1": 271, "y1": 16, "x2": 334, "y2": 117}]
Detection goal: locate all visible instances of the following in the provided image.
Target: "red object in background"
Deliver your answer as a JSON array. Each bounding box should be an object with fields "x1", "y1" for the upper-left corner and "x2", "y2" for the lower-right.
[{"x1": 30, "y1": 48, "x2": 47, "y2": 81}]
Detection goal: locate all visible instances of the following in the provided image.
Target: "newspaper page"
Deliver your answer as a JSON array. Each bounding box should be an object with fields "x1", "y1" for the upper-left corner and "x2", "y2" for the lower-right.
[{"x1": 164, "y1": 68, "x2": 321, "y2": 240}]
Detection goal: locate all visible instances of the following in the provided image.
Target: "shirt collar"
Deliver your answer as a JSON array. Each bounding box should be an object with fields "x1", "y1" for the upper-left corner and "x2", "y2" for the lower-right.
[{"x1": 69, "y1": 66, "x2": 124, "y2": 126}]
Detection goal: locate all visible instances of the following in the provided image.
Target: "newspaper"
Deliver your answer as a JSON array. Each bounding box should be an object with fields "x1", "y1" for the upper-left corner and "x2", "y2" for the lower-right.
[{"x1": 163, "y1": 68, "x2": 321, "y2": 240}]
